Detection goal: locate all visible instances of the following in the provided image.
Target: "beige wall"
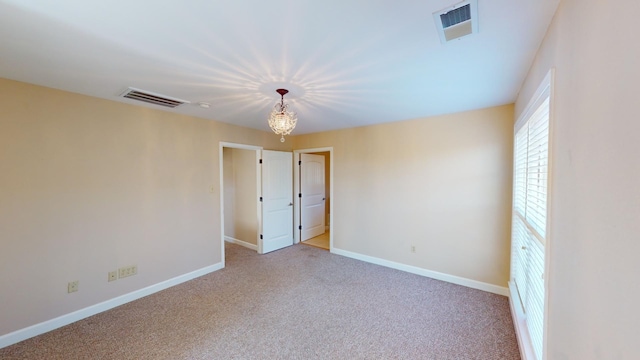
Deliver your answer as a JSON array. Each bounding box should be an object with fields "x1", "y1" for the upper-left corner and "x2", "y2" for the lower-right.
[
  {"x1": 293, "y1": 105, "x2": 514, "y2": 286},
  {"x1": 0, "y1": 78, "x2": 287, "y2": 336},
  {"x1": 516, "y1": 1, "x2": 640, "y2": 358},
  {"x1": 223, "y1": 148, "x2": 258, "y2": 245}
]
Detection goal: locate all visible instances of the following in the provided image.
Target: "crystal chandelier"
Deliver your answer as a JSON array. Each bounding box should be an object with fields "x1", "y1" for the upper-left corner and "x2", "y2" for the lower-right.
[{"x1": 268, "y1": 89, "x2": 297, "y2": 142}]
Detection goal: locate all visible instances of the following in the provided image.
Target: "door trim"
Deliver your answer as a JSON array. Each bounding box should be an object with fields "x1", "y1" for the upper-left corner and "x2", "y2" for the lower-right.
[
  {"x1": 293, "y1": 147, "x2": 334, "y2": 251},
  {"x1": 219, "y1": 142, "x2": 263, "y2": 266}
]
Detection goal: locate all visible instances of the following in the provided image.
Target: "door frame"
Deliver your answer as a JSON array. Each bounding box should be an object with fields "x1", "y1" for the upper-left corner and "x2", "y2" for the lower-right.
[
  {"x1": 293, "y1": 147, "x2": 334, "y2": 251},
  {"x1": 219, "y1": 142, "x2": 263, "y2": 265}
]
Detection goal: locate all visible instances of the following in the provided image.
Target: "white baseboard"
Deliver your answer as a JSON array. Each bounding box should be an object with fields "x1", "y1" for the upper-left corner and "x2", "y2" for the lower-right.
[
  {"x1": 224, "y1": 236, "x2": 257, "y2": 251},
  {"x1": 331, "y1": 248, "x2": 509, "y2": 297},
  {"x1": 508, "y1": 281, "x2": 537, "y2": 360},
  {"x1": 0, "y1": 262, "x2": 224, "y2": 349}
]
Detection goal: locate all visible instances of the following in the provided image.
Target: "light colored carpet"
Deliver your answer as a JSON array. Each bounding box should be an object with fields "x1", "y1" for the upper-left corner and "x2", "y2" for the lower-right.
[{"x1": 0, "y1": 243, "x2": 520, "y2": 359}]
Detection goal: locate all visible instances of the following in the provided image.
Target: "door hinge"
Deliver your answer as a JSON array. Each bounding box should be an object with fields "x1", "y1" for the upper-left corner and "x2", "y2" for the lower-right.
[
  {"x1": 298, "y1": 225, "x2": 302, "y2": 230},
  {"x1": 298, "y1": 160, "x2": 301, "y2": 166},
  {"x1": 298, "y1": 193, "x2": 302, "y2": 198},
  {"x1": 260, "y1": 234, "x2": 263, "y2": 239},
  {"x1": 259, "y1": 197, "x2": 263, "y2": 202},
  {"x1": 259, "y1": 159, "x2": 262, "y2": 164}
]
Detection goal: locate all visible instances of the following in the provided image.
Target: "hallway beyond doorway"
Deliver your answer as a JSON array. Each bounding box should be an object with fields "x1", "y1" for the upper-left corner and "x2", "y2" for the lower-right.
[{"x1": 302, "y1": 231, "x2": 329, "y2": 250}]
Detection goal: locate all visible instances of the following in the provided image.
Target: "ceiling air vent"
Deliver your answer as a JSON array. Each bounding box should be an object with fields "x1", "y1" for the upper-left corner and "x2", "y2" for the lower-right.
[
  {"x1": 119, "y1": 87, "x2": 190, "y2": 108},
  {"x1": 433, "y1": 0, "x2": 478, "y2": 43}
]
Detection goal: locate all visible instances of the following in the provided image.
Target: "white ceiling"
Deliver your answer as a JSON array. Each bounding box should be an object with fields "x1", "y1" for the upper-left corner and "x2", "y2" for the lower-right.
[{"x1": 0, "y1": 0, "x2": 559, "y2": 135}]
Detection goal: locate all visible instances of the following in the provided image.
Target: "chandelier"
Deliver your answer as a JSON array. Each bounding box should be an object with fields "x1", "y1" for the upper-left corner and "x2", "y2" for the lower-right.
[{"x1": 268, "y1": 89, "x2": 297, "y2": 142}]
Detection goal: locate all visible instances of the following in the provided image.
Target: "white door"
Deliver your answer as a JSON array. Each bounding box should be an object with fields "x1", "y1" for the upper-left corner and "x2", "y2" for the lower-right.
[
  {"x1": 300, "y1": 153, "x2": 326, "y2": 241},
  {"x1": 261, "y1": 150, "x2": 294, "y2": 254}
]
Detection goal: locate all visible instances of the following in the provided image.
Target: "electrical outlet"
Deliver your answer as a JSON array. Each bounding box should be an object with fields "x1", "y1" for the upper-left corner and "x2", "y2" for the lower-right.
[
  {"x1": 118, "y1": 265, "x2": 138, "y2": 279},
  {"x1": 68, "y1": 280, "x2": 79, "y2": 293},
  {"x1": 108, "y1": 271, "x2": 117, "y2": 282}
]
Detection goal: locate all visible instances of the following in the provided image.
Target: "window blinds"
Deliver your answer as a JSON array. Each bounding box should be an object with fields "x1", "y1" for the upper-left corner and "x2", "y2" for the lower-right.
[
  {"x1": 525, "y1": 99, "x2": 550, "y2": 241},
  {"x1": 512, "y1": 90, "x2": 550, "y2": 360}
]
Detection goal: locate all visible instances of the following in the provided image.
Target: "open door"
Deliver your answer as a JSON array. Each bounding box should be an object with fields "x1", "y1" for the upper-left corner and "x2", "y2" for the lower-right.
[
  {"x1": 300, "y1": 153, "x2": 326, "y2": 241},
  {"x1": 260, "y1": 150, "x2": 294, "y2": 254}
]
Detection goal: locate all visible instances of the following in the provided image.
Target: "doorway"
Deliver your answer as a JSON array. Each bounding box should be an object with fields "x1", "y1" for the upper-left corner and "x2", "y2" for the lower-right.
[
  {"x1": 219, "y1": 142, "x2": 262, "y2": 264},
  {"x1": 220, "y1": 143, "x2": 295, "y2": 262},
  {"x1": 294, "y1": 147, "x2": 334, "y2": 251}
]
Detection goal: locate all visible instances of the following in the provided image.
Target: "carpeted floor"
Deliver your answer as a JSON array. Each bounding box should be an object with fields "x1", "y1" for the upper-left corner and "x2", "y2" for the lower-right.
[{"x1": 0, "y1": 243, "x2": 521, "y2": 359}]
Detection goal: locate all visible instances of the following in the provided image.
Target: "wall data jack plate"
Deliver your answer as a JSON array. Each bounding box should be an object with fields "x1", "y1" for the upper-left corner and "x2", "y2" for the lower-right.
[
  {"x1": 108, "y1": 271, "x2": 118, "y2": 282},
  {"x1": 68, "y1": 280, "x2": 79, "y2": 293}
]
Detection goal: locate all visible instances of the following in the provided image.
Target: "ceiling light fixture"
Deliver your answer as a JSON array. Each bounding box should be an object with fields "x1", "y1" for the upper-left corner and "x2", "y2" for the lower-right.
[{"x1": 268, "y1": 89, "x2": 297, "y2": 142}]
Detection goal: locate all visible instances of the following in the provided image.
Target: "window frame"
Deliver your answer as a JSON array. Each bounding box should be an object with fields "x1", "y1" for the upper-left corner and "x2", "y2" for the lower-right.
[{"x1": 510, "y1": 69, "x2": 554, "y2": 360}]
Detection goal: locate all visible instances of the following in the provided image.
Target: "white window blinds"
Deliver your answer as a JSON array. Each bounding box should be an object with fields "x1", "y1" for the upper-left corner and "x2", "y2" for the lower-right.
[
  {"x1": 511, "y1": 77, "x2": 550, "y2": 360},
  {"x1": 525, "y1": 100, "x2": 550, "y2": 241}
]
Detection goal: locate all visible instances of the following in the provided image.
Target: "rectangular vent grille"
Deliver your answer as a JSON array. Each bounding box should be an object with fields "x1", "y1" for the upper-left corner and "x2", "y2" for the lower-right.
[
  {"x1": 440, "y1": 4, "x2": 471, "y2": 28},
  {"x1": 433, "y1": 0, "x2": 478, "y2": 44},
  {"x1": 120, "y1": 88, "x2": 189, "y2": 108}
]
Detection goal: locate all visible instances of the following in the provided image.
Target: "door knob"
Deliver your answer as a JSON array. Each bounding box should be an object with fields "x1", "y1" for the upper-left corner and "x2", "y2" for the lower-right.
[{"x1": 289, "y1": 202, "x2": 293, "y2": 206}]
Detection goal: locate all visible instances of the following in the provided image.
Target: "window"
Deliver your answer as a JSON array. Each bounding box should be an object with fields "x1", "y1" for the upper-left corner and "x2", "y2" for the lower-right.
[{"x1": 510, "y1": 71, "x2": 552, "y2": 360}]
